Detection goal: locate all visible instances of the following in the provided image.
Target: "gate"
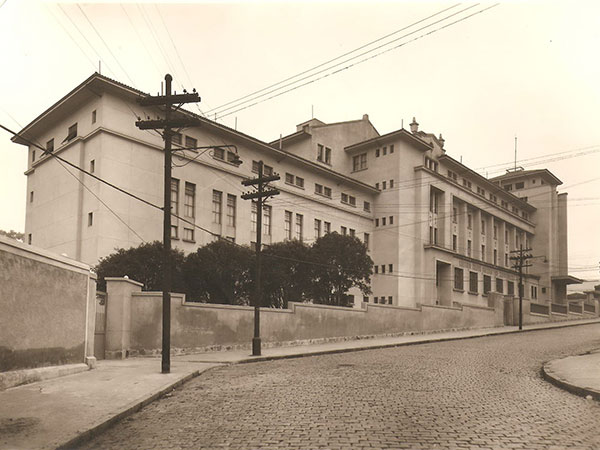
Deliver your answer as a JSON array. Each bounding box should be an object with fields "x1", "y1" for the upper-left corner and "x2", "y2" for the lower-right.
[{"x1": 94, "y1": 292, "x2": 107, "y2": 359}]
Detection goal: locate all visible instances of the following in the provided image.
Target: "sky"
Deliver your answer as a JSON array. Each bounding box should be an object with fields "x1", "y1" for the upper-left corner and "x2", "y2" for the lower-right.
[{"x1": 0, "y1": 0, "x2": 599, "y2": 287}]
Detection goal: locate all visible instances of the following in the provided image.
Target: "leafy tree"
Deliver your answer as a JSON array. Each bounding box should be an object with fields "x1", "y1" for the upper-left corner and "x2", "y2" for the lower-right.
[
  {"x1": 261, "y1": 239, "x2": 313, "y2": 308},
  {"x1": 308, "y1": 232, "x2": 373, "y2": 307},
  {"x1": 183, "y1": 240, "x2": 253, "y2": 305},
  {"x1": 94, "y1": 241, "x2": 186, "y2": 292},
  {"x1": 0, "y1": 229, "x2": 24, "y2": 242}
]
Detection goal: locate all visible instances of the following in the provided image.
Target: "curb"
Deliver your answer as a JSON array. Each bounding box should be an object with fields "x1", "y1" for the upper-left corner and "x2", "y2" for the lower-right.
[
  {"x1": 56, "y1": 367, "x2": 218, "y2": 450},
  {"x1": 541, "y1": 362, "x2": 600, "y2": 402},
  {"x1": 0, "y1": 363, "x2": 89, "y2": 391}
]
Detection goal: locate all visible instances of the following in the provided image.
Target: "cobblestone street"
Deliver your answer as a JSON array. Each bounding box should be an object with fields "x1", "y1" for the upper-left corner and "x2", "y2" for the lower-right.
[{"x1": 82, "y1": 324, "x2": 600, "y2": 450}]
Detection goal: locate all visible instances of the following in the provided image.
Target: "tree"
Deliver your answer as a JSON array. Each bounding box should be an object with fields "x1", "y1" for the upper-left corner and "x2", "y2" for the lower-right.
[
  {"x1": 261, "y1": 239, "x2": 313, "y2": 308},
  {"x1": 308, "y1": 232, "x2": 373, "y2": 307},
  {"x1": 183, "y1": 240, "x2": 253, "y2": 305},
  {"x1": 94, "y1": 241, "x2": 186, "y2": 292},
  {"x1": 0, "y1": 229, "x2": 24, "y2": 242}
]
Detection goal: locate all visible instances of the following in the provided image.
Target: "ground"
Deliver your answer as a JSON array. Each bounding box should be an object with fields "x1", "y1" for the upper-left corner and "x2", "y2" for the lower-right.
[{"x1": 82, "y1": 323, "x2": 600, "y2": 449}]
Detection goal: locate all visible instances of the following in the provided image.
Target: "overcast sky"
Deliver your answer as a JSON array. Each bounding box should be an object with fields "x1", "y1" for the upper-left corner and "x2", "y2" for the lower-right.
[{"x1": 1, "y1": 0, "x2": 598, "y2": 286}]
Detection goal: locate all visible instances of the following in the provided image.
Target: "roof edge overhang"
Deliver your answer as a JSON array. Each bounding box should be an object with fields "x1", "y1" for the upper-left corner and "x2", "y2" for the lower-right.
[
  {"x1": 490, "y1": 169, "x2": 563, "y2": 186},
  {"x1": 344, "y1": 128, "x2": 431, "y2": 153},
  {"x1": 551, "y1": 275, "x2": 584, "y2": 285}
]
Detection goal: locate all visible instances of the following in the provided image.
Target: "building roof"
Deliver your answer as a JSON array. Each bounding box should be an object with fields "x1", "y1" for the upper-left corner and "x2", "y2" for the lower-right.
[
  {"x1": 12, "y1": 73, "x2": 379, "y2": 194},
  {"x1": 344, "y1": 128, "x2": 432, "y2": 152},
  {"x1": 490, "y1": 169, "x2": 563, "y2": 186},
  {"x1": 551, "y1": 275, "x2": 584, "y2": 285}
]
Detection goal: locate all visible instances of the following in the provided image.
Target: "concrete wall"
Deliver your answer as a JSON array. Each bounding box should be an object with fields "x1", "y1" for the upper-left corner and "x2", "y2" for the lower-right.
[
  {"x1": 104, "y1": 278, "x2": 504, "y2": 356},
  {"x1": 503, "y1": 297, "x2": 599, "y2": 326},
  {"x1": 0, "y1": 236, "x2": 96, "y2": 372}
]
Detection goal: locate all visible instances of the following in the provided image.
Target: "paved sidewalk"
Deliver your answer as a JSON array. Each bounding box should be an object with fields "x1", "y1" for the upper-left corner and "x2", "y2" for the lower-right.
[
  {"x1": 543, "y1": 348, "x2": 600, "y2": 401},
  {"x1": 1, "y1": 318, "x2": 599, "y2": 450}
]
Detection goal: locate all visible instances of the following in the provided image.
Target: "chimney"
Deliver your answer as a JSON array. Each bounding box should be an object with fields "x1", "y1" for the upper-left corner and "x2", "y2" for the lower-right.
[
  {"x1": 362, "y1": 114, "x2": 369, "y2": 121},
  {"x1": 438, "y1": 133, "x2": 445, "y2": 149},
  {"x1": 410, "y1": 117, "x2": 419, "y2": 133}
]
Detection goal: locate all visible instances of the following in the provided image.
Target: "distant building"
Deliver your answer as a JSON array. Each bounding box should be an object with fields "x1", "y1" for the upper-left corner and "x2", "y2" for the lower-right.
[{"x1": 12, "y1": 73, "x2": 582, "y2": 307}]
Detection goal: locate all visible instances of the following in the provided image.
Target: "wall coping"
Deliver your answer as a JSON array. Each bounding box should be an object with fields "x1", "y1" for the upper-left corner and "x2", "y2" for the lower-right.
[
  {"x1": 0, "y1": 235, "x2": 91, "y2": 274},
  {"x1": 365, "y1": 303, "x2": 421, "y2": 312},
  {"x1": 420, "y1": 303, "x2": 462, "y2": 312},
  {"x1": 105, "y1": 277, "x2": 144, "y2": 288},
  {"x1": 460, "y1": 303, "x2": 495, "y2": 311}
]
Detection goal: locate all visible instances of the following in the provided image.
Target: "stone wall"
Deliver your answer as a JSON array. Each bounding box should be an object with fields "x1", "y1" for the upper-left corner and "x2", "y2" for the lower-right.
[{"x1": 0, "y1": 236, "x2": 96, "y2": 372}]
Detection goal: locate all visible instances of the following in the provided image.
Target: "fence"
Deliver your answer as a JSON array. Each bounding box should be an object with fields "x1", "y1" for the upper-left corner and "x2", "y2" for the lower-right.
[
  {"x1": 530, "y1": 302, "x2": 549, "y2": 316},
  {"x1": 584, "y1": 303, "x2": 596, "y2": 314},
  {"x1": 551, "y1": 303, "x2": 568, "y2": 315},
  {"x1": 568, "y1": 302, "x2": 583, "y2": 314}
]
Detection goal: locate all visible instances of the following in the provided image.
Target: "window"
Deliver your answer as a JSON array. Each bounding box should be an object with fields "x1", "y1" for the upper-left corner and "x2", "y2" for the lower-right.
[
  {"x1": 483, "y1": 275, "x2": 491, "y2": 294},
  {"x1": 388, "y1": 264, "x2": 393, "y2": 273},
  {"x1": 388, "y1": 296, "x2": 393, "y2": 304},
  {"x1": 28, "y1": 234, "x2": 32, "y2": 245},
  {"x1": 90, "y1": 159, "x2": 95, "y2": 173},
  {"x1": 295, "y1": 176, "x2": 304, "y2": 188},
  {"x1": 493, "y1": 224, "x2": 498, "y2": 240},
  {"x1": 375, "y1": 218, "x2": 379, "y2": 227},
  {"x1": 364, "y1": 233, "x2": 369, "y2": 249},
  {"x1": 171, "y1": 225, "x2": 178, "y2": 239},
  {"x1": 374, "y1": 265, "x2": 379, "y2": 274},
  {"x1": 454, "y1": 268, "x2": 464, "y2": 290},
  {"x1": 92, "y1": 110, "x2": 96, "y2": 124},
  {"x1": 390, "y1": 145, "x2": 394, "y2": 153},
  {"x1": 171, "y1": 179, "x2": 179, "y2": 214},
  {"x1": 382, "y1": 181, "x2": 386, "y2": 190},
  {"x1": 284, "y1": 211, "x2": 292, "y2": 239},
  {"x1": 531, "y1": 285, "x2": 538, "y2": 300},
  {"x1": 323, "y1": 186, "x2": 332, "y2": 198},
  {"x1": 375, "y1": 183, "x2": 379, "y2": 190},
  {"x1": 390, "y1": 179, "x2": 394, "y2": 188},
  {"x1": 383, "y1": 146, "x2": 387, "y2": 155},
  {"x1": 363, "y1": 201, "x2": 371, "y2": 212},
  {"x1": 341, "y1": 193, "x2": 356, "y2": 206},
  {"x1": 226, "y1": 194, "x2": 236, "y2": 226},
  {"x1": 481, "y1": 220, "x2": 486, "y2": 235},
  {"x1": 263, "y1": 205, "x2": 271, "y2": 235},
  {"x1": 88, "y1": 212, "x2": 93, "y2": 227},
  {"x1": 481, "y1": 245, "x2": 486, "y2": 262},
  {"x1": 507, "y1": 281, "x2": 514, "y2": 295},
  {"x1": 381, "y1": 265, "x2": 385, "y2": 274},
  {"x1": 66, "y1": 123, "x2": 77, "y2": 142},
  {"x1": 515, "y1": 182, "x2": 524, "y2": 190},
  {"x1": 363, "y1": 296, "x2": 369, "y2": 303},
  {"x1": 462, "y1": 179, "x2": 472, "y2": 189},
  {"x1": 285, "y1": 173, "x2": 303, "y2": 188},
  {"x1": 477, "y1": 186, "x2": 486, "y2": 197},
  {"x1": 185, "y1": 183, "x2": 196, "y2": 218},
  {"x1": 251, "y1": 202, "x2": 257, "y2": 233},
  {"x1": 29, "y1": 191, "x2": 34, "y2": 203},
  {"x1": 382, "y1": 217, "x2": 386, "y2": 226},
  {"x1": 467, "y1": 240, "x2": 472, "y2": 257},
  {"x1": 374, "y1": 297, "x2": 378, "y2": 303},
  {"x1": 504, "y1": 184, "x2": 513, "y2": 191},
  {"x1": 315, "y1": 184, "x2": 332, "y2": 198},
  {"x1": 452, "y1": 234, "x2": 457, "y2": 251},
  {"x1": 251, "y1": 160, "x2": 273, "y2": 175},
  {"x1": 447, "y1": 170, "x2": 458, "y2": 182},
  {"x1": 352, "y1": 153, "x2": 367, "y2": 171},
  {"x1": 425, "y1": 157, "x2": 438, "y2": 172},
  {"x1": 172, "y1": 132, "x2": 182, "y2": 145},
  {"x1": 185, "y1": 135, "x2": 197, "y2": 150},
  {"x1": 501, "y1": 200, "x2": 509, "y2": 209},
  {"x1": 32, "y1": 149, "x2": 36, "y2": 162},
  {"x1": 493, "y1": 249, "x2": 497, "y2": 265},
  {"x1": 452, "y1": 207, "x2": 458, "y2": 223},
  {"x1": 376, "y1": 148, "x2": 380, "y2": 157},
  {"x1": 489, "y1": 194, "x2": 497, "y2": 203},
  {"x1": 183, "y1": 228, "x2": 194, "y2": 241},
  {"x1": 324, "y1": 221, "x2": 331, "y2": 234},
  {"x1": 285, "y1": 173, "x2": 294, "y2": 184},
  {"x1": 496, "y1": 278, "x2": 503, "y2": 293},
  {"x1": 317, "y1": 144, "x2": 324, "y2": 162},
  {"x1": 295, "y1": 214, "x2": 303, "y2": 240},
  {"x1": 467, "y1": 213, "x2": 472, "y2": 230},
  {"x1": 349, "y1": 229, "x2": 355, "y2": 237},
  {"x1": 389, "y1": 216, "x2": 394, "y2": 225},
  {"x1": 469, "y1": 272, "x2": 478, "y2": 293},
  {"x1": 505, "y1": 253, "x2": 509, "y2": 267},
  {"x1": 325, "y1": 147, "x2": 331, "y2": 164},
  {"x1": 212, "y1": 190, "x2": 222, "y2": 224},
  {"x1": 314, "y1": 219, "x2": 322, "y2": 239},
  {"x1": 341, "y1": 226, "x2": 347, "y2": 235}
]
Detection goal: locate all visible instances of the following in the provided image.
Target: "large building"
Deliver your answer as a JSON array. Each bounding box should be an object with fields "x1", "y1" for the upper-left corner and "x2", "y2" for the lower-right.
[{"x1": 12, "y1": 73, "x2": 581, "y2": 308}]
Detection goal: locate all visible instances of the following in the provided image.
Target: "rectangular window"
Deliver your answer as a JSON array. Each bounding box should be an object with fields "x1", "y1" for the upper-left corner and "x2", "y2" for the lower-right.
[
  {"x1": 375, "y1": 182, "x2": 379, "y2": 190},
  {"x1": 88, "y1": 212, "x2": 93, "y2": 227},
  {"x1": 324, "y1": 221, "x2": 331, "y2": 234},
  {"x1": 382, "y1": 217, "x2": 386, "y2": 226},
  {"x1": 66, "y1": 123, "x2": 77, "y2": 142},
  {"x1": 349, "y1": 229, "x2": 355, "y2": 237},
  {"x1": 493, "y1": 224, "x2": 498, "y2": 240},
  {"x1": 454, "y1": 268, "x2": 464, "y2": 290},
  {"x1": 323, "y1": 186, "x2": 332, "y2": 198},
  {"x1": 32, "y1": 149, "x2": 36, "y2": 162},
  {"x1": 467, "y1": 213, "x2": 472, "y2": 230},
  {"x1": 483, "y1": 275, "x2": 491, "y2": 294},
  {"x1": 493, "y1": 249, "x2": 497, "y2": 265},
  {"x1": 388, "y1": 216, "x2": 393, "y2": 225},
  {"x1": 390, "y1": 179, "x2": 394, "y2": 188},
  {"x1": 251, "y1": 202, "x2": 257, "y2": 233},
  {"x1": 375, "y1": 148, "x2": 380, "y2": 157},
  {"x1": 171, "y1": 225, "x2": 178, "y2": 239},
  {"x1": 504, "y1": 184, "x2": 513, "y2": 191},
  {"x1": 364, "y1": 233, "x2": 369, "y2": 249},
  {"x1": 172, "y1": 132, "x2": 182, "y2": 145},
  {"x1": 496, "y1": 278, "x2": 503, "y2": 293},
  {"x1": 382, "y1": 181, "x2": 387, "y2": 190},
  {"x1": 469, "y1": 272, "x2": 478, "y2": 293},
  {"x1": 212, "y1": 190, "x2": 222, "y2": 224},
  {"x1": 185, "y1": 135, "x2": 197, "y2": 150},
  {"x1": 315, "y1": 183, "x2": 323, "y2": 195},
  {"x1": 452, "y1": 207, "x2": 458, "y2": 223},
  {"x1": 90, "y1": 159, "x2": 95, "y2": 173},
  {"x1": 285, "y1": 173, "x2": 294, "y2": 184},
  {"x1": 429, "y1": 189, "x2": 439, "y2": 213},
  {"x1": 383, "y1": 146, "x2": 387, "y2": 155},
  {"x1": 341, "y1": 226, "x2": 347, "y2": 235},
  {"x1": 481, "y1": 245, "x2": 486, "y2": 262},
  {"x1": 183, "y1": 228, "x2": 194, "y2": 241},
  {"x1": 374, "y1": 266, "x2": 379, "y2": 274},
  {"x1": 349, "y1": 196, "x2": 356, "y2": 207},
  {"x1": 251, "y1": 160, "x2": 273, "y2": 175},
  {"x1": 325, "y1": 147, "x2": 331, "y2": 164},
  {"x1": 263, "y1": 205, "x2": 271, "y2": 235},
  {"x1": 388, "y1": 264, "x2": 393, "y2": 273},
  {"x1": 92, "y1": 110, "x2": 96, "y2": 124},
  {"x1": 171, "y1": 179, "x2": 180, "y2": 214},
  {"x1": 185, "y1": 182, "x2": 196, "y2": 218},
  {"x1": 452, "y1": 234, "x2": 457, "y2": 251},
  {"x1": 352, "y1": 153, "x2": 367, "y2": 171},
  {"x1": 531, "y1": 285, "x2": 538, "y2": 299},
  {"x1": 363, "y1": 201, "x2": 371, "y2": 212},
  {"x1": 467, "y1": 240, "x2": 472, "y2": 257},
  {"x1": 390, "y1": 145, "x2": 394, "y2": 153},
  {"x1": 375, "y1": 218, "x2": 379, "y2": 227},
  {"x1": 481, "y1": 220, "x2": 486, "y2": 235},
  {"x1": 214, "y1": 147, "x2": 225, "y2": 160},
  {"x1": 381, "y1": 264, "x2": 385, "y2": 274},
  {"x1": 28, "y1": 234, "x2": 32, "y2": 245},
  {"x1": 314, "y1": 219, "x2": 322, "y2": 240},
  {"x1": 515, "y1": 182, "x2": 525, "y2": 190},
  {"x1": 29, "y1": 191, "x2": 34, "y2": 203},
  {"x1": 317, "y1": 144, "x2": 324, "y2": 162},
  {"x1": 388, "y1": 296, "x2": 393, "y2": 304},
  {"x1": 363, "y1": 296, "x2": 369, "y2": 303},
  {"x1": 284, "y1": 211, "x2": 292, "y2": 239},
  {"x1": 295, "y1": 214, "x2": 303, "y2": 240},
  {"x1": 295, "y1": 176, "x2": 304, "y2": 188},
  {"x1": 226, "y1": 194, "x2": 236, "y2": 227},
  {"x1": 508, "y1": 281, "x2": 515, "y2": 295},
  {"x1": 505, "y1": 253, "x2": 509, "y2": 267}
]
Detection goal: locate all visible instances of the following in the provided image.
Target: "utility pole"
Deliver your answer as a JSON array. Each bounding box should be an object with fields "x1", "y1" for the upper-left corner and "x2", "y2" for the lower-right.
[
  {"x1": 510, "y1": 244, "x2": 532, "y2": 330},
  {"x1": 241, "y1": 161, "x2": 280, "y2": 356},
  {"x1": 135, "y1": 74, "x2": 200, "y2": 373}
]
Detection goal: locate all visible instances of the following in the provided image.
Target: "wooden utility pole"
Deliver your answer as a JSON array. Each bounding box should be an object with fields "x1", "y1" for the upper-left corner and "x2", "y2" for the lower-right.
[
  {"x1": 510, "y1": 244, "x2": 532, "y2": 330},
  {"x1": 135, "y1": 74, "x2": 200, "y2": 373},
  {"x1": 241, "y1": 161, "x2": 280, "y2": 356}
]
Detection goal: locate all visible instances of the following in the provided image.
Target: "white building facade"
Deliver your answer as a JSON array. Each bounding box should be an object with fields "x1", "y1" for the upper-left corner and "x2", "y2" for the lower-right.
[{"x1": 13, "y1": 74, "x2": 580, "y2": 308}]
